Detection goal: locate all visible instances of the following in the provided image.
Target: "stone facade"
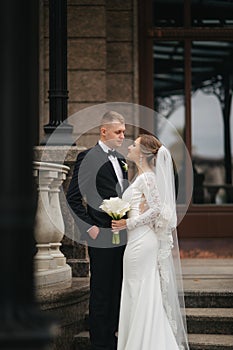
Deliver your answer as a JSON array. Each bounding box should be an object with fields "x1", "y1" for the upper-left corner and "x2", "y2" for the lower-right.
[{"x1": 40, "y1": 0, "x2": 138, "y2": 145}]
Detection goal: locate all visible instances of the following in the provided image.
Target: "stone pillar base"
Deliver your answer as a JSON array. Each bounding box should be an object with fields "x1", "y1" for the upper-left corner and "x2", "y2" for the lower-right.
[{"x1": 35, "y1": 264, "x2": 72, "y2": 289}]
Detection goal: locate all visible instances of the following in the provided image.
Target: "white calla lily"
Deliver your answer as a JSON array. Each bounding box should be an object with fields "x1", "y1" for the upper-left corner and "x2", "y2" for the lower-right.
[{"x1": 99, "y1": 197, "x2": 131, "y2": 244}]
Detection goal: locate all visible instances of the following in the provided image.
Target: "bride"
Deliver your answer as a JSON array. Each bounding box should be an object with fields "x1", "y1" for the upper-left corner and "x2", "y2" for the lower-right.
[{"x1": 111, "y1": 134, "x2": 189, "y2": 350}]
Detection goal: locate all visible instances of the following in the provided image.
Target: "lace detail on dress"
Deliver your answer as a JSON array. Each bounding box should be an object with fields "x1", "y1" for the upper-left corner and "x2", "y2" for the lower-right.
[
  {"x1": 157, "y1": 234, "x2": 176, "y2": 332},
  {"x1": 126, "y1": 173, "x2": 161, "y2": 231},
  {"x1": 156, "y1": 216, "x2": 185, "y2": 350},
  {"x1": 146, "y1": 198, "x2": 184, "y2": 350}
]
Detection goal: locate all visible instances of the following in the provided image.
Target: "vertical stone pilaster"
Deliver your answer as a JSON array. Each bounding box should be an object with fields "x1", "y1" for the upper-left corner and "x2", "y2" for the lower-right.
[{"x1": 106, "y1": 0, "x2": 134, "y2": 103}]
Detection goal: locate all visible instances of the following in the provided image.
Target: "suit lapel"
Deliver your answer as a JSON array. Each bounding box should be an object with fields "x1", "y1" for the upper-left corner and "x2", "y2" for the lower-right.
[
  {"x1": 94, "y1": 143, "x2": 118, "y2": 181},
  {"x1": 116, "y1": 155, "x2": 128, "y2": 180},
  {"x1": 94, "y1": 144, "x2": 128, "y2": 191}
]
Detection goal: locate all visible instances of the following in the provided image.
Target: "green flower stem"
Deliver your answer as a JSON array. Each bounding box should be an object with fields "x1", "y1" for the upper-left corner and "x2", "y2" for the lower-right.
[{"x1": 112, "y1": 231, "x2": 120, "y2": 244}]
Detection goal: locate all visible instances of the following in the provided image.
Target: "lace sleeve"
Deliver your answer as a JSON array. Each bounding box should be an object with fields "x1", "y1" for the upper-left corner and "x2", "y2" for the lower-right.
[{"x1": 126, "y1": 173, "x2": 161, "y2": 230}]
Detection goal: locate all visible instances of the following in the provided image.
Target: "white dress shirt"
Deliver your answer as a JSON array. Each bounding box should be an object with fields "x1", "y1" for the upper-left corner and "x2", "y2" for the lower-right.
[
  {"x1": 87, "y1": 141, "x2": 124, "y2": 234},
  {"x1": 98, "y1": 140, "x2": 124, "y2": 191}
]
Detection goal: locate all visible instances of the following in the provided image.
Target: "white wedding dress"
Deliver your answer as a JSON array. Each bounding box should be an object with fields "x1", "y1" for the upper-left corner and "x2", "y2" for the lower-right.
[{"x1": 117, "y1": 172, "x2": 179, "y2": 350}]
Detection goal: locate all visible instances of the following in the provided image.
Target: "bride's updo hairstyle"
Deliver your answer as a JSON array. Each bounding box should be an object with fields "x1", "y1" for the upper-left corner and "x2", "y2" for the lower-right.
[{"x1": 139, "y1": 134, "x2": 162, "y2": 165}]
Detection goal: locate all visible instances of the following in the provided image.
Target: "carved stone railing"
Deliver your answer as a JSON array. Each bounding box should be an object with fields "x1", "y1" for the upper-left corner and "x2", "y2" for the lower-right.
[{"x1": 33, "y1": 161, "x2": 72, "y2": 288}]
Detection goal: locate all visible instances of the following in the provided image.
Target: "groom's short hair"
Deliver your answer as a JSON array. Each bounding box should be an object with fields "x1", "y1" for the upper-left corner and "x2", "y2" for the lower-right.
[{"x1": 101, "y1": 110, "x2": 125, "y2": 126}]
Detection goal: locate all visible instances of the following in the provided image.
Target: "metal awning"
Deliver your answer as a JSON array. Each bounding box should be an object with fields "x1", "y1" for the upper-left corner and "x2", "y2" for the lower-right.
[{"x1": 153, "y1": 41, "x2": 233, "y2": 98}]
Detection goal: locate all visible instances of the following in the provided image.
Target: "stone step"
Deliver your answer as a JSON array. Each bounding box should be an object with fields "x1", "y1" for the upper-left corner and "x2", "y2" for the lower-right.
[
  {"x1": 82, "y1": 306, "x2": 233, "y2": 334},
  {"x1": 74, "y1": 332, "x2": 90, "y2": 350},
  {"x1": 185, "y1": 291, "x2": 233, "y2": 308},
  {"x1": 64, "y1": 277, "x2": 233, "y2": 307},
  {"x1": 74, "y1": 332, "x2": 233, "y2": 350},
  {"x1": 188, "y1": 334, "x2": 233, "y2": 350},
  {"x1": 187, "y1": 308, "x2": 233, "y2": 335},
  {"x1": 83, "y1": 310, "x2": 89, "y2": 330},
  {"x1": 67, "y1": 259, "x2": 89, "y2": 277}
]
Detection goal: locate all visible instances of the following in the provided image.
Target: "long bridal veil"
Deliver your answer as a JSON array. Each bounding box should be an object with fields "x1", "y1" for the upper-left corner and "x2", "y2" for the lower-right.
[{"x1": 154, "y1": 145, "x2": 189, "y2": 350}]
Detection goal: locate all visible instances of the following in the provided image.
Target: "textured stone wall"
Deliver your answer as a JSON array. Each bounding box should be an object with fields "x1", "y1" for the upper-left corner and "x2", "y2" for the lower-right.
[
  {"x1": 106, "y1": 0, "x2": 134, "y2": 102},
  {"x1": 40, "y1": 0, "x2": 137, "y2": 145}
]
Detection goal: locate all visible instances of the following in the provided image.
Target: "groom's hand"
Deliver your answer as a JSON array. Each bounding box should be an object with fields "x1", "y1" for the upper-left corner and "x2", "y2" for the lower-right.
[{"x1": 87, "y1": 225, "x2": 100, "y2": 239}]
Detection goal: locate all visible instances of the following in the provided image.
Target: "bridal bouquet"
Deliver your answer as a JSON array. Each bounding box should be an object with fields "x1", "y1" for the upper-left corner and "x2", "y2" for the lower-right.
[{"x1": 99, "y1": 197, "x2": 130, "y2": 244}]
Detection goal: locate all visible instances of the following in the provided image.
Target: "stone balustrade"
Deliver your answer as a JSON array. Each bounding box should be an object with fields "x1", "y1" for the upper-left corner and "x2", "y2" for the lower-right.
[{"x1": 33, "y1": 161, "x2": 72, "y2": 289}]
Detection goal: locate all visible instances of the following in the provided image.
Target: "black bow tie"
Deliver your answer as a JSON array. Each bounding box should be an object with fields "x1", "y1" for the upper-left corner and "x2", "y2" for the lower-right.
[{"x1": 108, "y1": 149, "x2": 117, "y2": 158}]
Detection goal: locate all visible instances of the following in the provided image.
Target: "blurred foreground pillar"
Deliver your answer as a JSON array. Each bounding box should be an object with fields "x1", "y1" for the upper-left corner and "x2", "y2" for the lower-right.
[{"x1": 0, "y1": 1, "x2": 54, "y2": 348}]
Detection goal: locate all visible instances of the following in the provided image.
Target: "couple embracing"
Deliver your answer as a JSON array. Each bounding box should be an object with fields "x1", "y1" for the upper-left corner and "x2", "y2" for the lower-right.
[{"x1": 67, "y1": 111, "x2": 189, "y2": 350}]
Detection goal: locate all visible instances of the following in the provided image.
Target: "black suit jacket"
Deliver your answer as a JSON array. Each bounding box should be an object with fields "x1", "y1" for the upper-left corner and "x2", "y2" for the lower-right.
[{"x1": 67, "y1": 144, "x2": 128, "y2": 247}]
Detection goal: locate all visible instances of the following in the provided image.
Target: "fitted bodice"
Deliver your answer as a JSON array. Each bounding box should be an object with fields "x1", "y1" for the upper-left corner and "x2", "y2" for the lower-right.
[
  {"x1": 123, "y1": 177, "x2": 143, "y2": 218},
  {"x1": 122, "y1": 172, "x2": 161, "y2": 242}
]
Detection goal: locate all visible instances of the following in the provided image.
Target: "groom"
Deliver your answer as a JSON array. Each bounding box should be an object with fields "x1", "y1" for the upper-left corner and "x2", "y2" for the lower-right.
[{"x1": 67, "y1": 111, "x2": 128, "y2": 350}]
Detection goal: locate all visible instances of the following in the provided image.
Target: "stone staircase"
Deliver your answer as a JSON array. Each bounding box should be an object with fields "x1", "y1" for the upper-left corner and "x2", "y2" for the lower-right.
[
  {"x1": 186, "y1": 291, "x2": 233, "y2": 349},
  {"x1": 184, "y1": 259, "x2": 233, "y2": 350},
  {"x1": 73, "y1": 260, "x2": 233, "y2": 349},
  {"x1": 73, "y1": 289, "x2": 233, "y2": 350},
  {"x1": 73, "y1": 310, "x2": 90, "y2": 350}
]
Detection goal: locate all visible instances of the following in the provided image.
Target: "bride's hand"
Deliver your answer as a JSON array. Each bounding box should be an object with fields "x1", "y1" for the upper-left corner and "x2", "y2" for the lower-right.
[{"x1": 112, "y1": 219, "x2": 127, "y2": 231}]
